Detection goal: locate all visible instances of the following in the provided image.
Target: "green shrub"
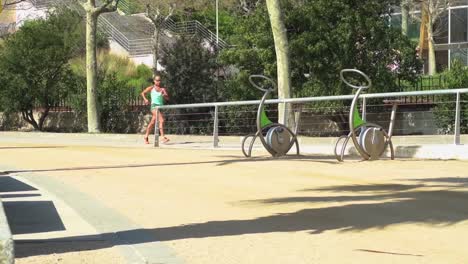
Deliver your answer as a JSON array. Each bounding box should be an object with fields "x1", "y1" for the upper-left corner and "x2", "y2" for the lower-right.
[
  {"x1": 69, "y1": 70, "x2": 135, "y2": 133},
  {"x1": 160, "y1": 34, "x2": 218, "y2": 135},
  {"x1": 68, "y1": 52, "x2": 148, "y2": 133},
  {"x1": 98, "y1": 72, "x2": 133, "y2": 132},
  {"x1": 433, "y1": 59, "x2": 468, "y2": 134}
]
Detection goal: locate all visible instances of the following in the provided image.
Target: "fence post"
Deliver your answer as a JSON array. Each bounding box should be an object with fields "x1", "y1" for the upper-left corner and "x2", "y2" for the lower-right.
[
  {"x1": 454, "y1": 92, "x2": 461, "y2": 145},
  {"x1": 213, "y1": 106, "x2": 219, "y2": 148},
  {"x1": 362, "y1": 97, "x2": 367, "y2": 121},
  {"x1": 154, "y1": 109, "x2": 160, "y2": 147},
  {"x1": 283, "y1": 102, "x2": 288, "y2": 125},
  {"x1": 361, "y1": 97, "x2": 367, "y2": 134},
  {"x1": 388, "y1": 102, "x2": 398, "y2": 138}
]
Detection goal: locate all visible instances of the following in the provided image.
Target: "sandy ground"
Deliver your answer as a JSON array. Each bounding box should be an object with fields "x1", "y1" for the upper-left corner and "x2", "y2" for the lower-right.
[{"x1": 1, "y1": 141, "x2": 468, "y2": 264}]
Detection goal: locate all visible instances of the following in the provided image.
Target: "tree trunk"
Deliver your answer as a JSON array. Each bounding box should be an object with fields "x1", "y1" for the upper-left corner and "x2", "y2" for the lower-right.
[
  {"x1": 401, "y1": 0, "x2": 409, "y2": 36},
  {"x1": 38, "y1": 107, "x2": 50, "y2": 131},
  {"x1": 85, "y1": 12, "x2": 101, "y2": 132},
  {"x1": 22, "y1": 110, "x2": 40, "y2": 131},
  {"x1": 82, "y1": 0, "x2": 119, "y2": 133},
  {"x1": 146, "y1": 5, "x2": 174, "y2": 76},
  {"x1": 265, "y1": 0, "x2": 292, "y2": 126},
  {"x1": 152, "y1": 28, "x2": 160, "y2": 74},
  {"x1": 427, "y1": 20, "x2": 437, "y2": 75}
]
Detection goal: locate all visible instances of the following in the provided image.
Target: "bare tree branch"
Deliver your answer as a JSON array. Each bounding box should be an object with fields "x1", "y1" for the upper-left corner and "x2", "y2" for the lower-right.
[
  {"x1": 3, "y1": 0, "x2": 25, "y2": 6},
  {"x1": 145, "y1": 2, "x2": 175, "y2": 74}
]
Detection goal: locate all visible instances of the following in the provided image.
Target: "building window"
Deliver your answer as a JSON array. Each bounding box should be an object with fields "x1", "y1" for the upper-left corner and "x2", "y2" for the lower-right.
[
  {"x1": 435, "y1": 50, "x2": 449, "y2": 72},
  {"x1": 390, "y1": 13, "x2": 421, "y2": 42},
  {"x1": 408, "y1": 15, "x2": 421, "y2": 41},
  {"x1": 450, "y1": 8, "x2": 468, "y2": 43},
  {"x1": 390, "y1": 14, "x2": 402, "y2": 28},
  {"x1": 434, "y1": 11, "x2": 449, "y2": 44},
  {"x1": 452, "y1": 0, "x2": 468, "y2": 7},
  {"x1": 450, "y1": 48, "x2": 468, "y2": 65}
]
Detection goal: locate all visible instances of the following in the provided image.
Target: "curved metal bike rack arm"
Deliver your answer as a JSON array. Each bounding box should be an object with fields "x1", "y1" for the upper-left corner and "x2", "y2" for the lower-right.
[
  {"x1": 341, "y1": 69, "x2": 372, "y2": 160},
  {"x1": 336, "y1": 69, "x2": 395, "y2": 161},
  {"x1": 242, "y1": 75, "x2": 300, "y2": 157}
]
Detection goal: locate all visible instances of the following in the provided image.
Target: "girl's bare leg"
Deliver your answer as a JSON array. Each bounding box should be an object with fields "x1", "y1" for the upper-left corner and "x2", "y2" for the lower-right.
[
  {"x1": 158, "y1": 111, "x2": 169, "y2": 143},
  {"x1": 144, "y1": 110, "x2": 157, "y2": 143}
]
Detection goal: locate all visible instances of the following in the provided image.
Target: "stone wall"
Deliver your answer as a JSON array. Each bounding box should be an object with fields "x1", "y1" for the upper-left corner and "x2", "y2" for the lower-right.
[{"x1": 0, "y1": 111, "x2": 153, "y2": 134}]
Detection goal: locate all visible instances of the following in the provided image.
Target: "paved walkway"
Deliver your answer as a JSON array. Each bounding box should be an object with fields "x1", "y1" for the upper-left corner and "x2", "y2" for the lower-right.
[
  {"x1": 1, "y1": 132, "x2": 468, "y2": 263},
  {"x1": 1, "y1": 131, "x2": 468, "y2": 159}
]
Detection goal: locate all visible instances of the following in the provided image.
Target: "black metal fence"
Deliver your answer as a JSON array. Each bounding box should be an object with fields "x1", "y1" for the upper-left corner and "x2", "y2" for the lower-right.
[{"x1": 398, "y1": 75, "x2": 446, "y2": 91}]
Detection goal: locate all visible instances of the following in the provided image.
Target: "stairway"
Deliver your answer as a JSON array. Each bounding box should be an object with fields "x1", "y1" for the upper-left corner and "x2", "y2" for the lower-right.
[
  {"x1": 98, "y1": 14, "x2": 230, "y2": 57},
  {"x1": 27, "y1": 0, "x2": 230, "y2": 57}
]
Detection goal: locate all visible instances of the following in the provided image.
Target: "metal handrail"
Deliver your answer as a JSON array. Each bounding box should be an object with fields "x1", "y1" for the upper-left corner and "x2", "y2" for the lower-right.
[
  {"x1": 98, "y1": 17, "x2": 229, "y2": 56},
  {"x1": 155, "y1": 88, "x2": 468, "y2": 110},
  {"x1": 153, "y1": 87, "x2": 468, "y2": 147}
]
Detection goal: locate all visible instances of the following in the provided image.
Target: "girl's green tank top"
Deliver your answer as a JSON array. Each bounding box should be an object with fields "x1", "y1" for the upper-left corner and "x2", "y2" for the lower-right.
[{"x1": 151, "y1": 87, "x2": 164, "y2": 106}]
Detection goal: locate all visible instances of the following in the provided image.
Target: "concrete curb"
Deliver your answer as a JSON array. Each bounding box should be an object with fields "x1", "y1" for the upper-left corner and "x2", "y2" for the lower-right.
[{"x1": 0, "y1": 197, "x2": 14, "y2": 264}]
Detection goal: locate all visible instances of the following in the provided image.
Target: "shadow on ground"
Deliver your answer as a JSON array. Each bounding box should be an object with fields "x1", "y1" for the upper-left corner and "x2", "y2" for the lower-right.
[
  {"x1": 4, "y1": 201, "x2": 65, "y2": 234},
  {"x1": 0, "y1": 176, "x2": 65, "y2": 234},
  {"x1": 0, "y1": 176, "x2": 37, "y2": 192},
  {"x1": 14, "y1": 177, "x2": 468, "y2": 257},
  {"x1": 1, "y1": 155, "x2": 338, "y2": 175}
]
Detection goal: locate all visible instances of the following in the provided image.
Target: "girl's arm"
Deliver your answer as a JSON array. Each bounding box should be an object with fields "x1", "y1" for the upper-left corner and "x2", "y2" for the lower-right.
[
  {"x1": 162, "y1": 88, "x2": 170, "y2": 101},
  {"x1": 141, "y1": 86, "x2": 152, "y2": 104}
]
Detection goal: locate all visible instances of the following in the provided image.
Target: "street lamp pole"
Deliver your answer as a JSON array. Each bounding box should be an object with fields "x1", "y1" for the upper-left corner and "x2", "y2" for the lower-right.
[
  {"x1": 216, "y1": 0, "x2": 219, "y2": 46},
  {"x1": 215, "y1": 0, "x2": 220, "y2": 100}
]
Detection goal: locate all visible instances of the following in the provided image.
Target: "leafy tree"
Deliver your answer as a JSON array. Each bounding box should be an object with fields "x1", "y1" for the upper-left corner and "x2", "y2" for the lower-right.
[
  {"x1": 0, "y1": 9, "x2": 82, "y2": 130},
  {"x1": 290, "y1": 1, "x2": 420, "y2": 93},
  {"x1": 52, "y1": 4, "x2": 109, "y2": 55},
  {"x1": 220, "y1": 4, "x2": 275, "y2": 100},
  {"x1": 160, "y1": 34, "x2": 217, "y2": 134},
  {"x1": 221, "y1": 0, "x2": 421, "y2": 132},
  {"x1": 127, "y1": 0, "x2": 239, "y2": 15},
  {"x1": 161, "y1": 34, "x2": 217, "y2": 104}
]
